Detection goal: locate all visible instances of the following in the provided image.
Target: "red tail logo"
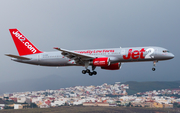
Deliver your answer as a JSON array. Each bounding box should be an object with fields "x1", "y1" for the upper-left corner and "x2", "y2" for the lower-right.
[{"x1": 9, "y1": 29, "x2": 42, "y2": 56}]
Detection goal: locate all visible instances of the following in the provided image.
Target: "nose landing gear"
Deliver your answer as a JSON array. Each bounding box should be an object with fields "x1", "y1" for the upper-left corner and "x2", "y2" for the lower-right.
[{"x1": 152, "y1": 61, "x2": 158, "y2": 71}]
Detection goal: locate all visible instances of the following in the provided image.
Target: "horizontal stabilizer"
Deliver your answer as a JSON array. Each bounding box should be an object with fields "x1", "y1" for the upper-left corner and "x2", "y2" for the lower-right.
[{"x1": 5, "y1": 54, "x2": 31, "y2": 60}]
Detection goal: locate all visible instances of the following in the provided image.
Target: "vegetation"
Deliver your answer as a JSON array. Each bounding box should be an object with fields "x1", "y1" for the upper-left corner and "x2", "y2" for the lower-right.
[
  {"x1": 126, "y1": 102, "x2": 132, "y2": 107},
  {"x1": 4, "y1": 100, "x2": 16, "y2": 104},
  {"x1": 173, "y1": 102, "x2": 180, "y2": 108},
  {"x1": 0, "y1": 99, "x2": 7, "y2": 104},
  {"x1": 23, "y1": 103, "x2": 38, "y2": 109},
  {"x1": 3, "y1": 106, "x2": 14, "y2": 110}
]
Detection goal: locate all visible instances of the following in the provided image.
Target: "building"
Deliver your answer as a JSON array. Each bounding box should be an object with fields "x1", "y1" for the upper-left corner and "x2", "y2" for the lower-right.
[
  {"x1": 83, "y1": 102, "x2": 109, "y2": 106},
  {"x1": 83, "y1": 102, "x2": 95, "y2": 106},
  {"x1": 96, "y1": 102, "x2": 109, "y2": 107},
  {"x1": 17, "y1": 97, "x2": 31, "y2": 104},
  {"x1": 14, "y1": 104, "x2": 23, "y2": 109},
  {"x1": 163, "y1": 103, "x2": 173, "y2": 108},
  {"x1": 153, "y1": 102, "x2": 163, "y2": 108}
]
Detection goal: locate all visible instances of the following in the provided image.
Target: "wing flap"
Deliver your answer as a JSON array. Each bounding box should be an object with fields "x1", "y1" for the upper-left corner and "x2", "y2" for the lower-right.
[
  {"x1": 5, "y1": 54, "x2": 31, "y2": 60},
  {"x1": 54, "y1": 47, "x2": 95, "y2": 59},
  {"x1": 54, "y1": 47, "x2": 95, "y2": 64}
]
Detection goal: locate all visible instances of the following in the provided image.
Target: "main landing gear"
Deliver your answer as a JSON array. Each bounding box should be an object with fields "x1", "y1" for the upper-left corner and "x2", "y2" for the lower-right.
[
  {"x1": 152, "y1": 60, "x2": 158, "y2": 71},
  {"x1": 82, "y1": 69, "x2": 97, "y2": 76},
  {"x1": 82, "y1": 65, "x2": 97, "y2": 76}
]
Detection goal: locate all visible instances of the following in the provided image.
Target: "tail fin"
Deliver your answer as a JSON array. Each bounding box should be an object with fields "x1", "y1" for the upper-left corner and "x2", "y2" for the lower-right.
[{"x1": 9, "y1": 29, "x2": 42, "y2": 56}]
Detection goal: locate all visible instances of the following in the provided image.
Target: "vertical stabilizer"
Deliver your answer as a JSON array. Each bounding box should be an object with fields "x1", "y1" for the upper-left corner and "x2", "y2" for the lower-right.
[{"x1": 9, "y1": 29, "x2": 42, "y2": 56}]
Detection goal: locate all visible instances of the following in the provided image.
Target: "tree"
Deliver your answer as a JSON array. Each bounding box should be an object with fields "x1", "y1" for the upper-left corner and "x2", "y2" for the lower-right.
[
  {"x1": 4, "y1": 106, "x2": 14, "y2": 109},
  {"x1": 126, "y1": 102, "x2": 131, "y2": 107},
  {"x1": 116, "y1": 101, "x2": 121, "y2": 106},
  {"x1": 173, "y1": 102, "x2": 180, "y2": 108},
  {"x1": 30, "y1": 103, "x2": 38, "y2": 108}
]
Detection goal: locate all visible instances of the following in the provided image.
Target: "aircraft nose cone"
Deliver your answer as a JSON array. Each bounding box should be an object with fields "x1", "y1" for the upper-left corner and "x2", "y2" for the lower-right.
[{"x1": 168, "y1": 53, "x2": 174, "y2": 59}]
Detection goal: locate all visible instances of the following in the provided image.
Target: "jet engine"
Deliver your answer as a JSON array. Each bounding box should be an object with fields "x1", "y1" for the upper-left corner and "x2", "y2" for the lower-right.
[
  {"x1": 101, "y1": 62, "x2": 121, "y2": 70},
  {"x1": 90, "y1": 57, "x2": 110, "y2": 66}
]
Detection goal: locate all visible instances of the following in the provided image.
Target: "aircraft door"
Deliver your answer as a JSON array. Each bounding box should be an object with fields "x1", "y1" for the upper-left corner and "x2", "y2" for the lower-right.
[
  {"x1": 121, "y1": 49, "x2": 125, "y2": 56},
  {"x1": 38, "y1": 54, "x2": 41, "y2": 61}
]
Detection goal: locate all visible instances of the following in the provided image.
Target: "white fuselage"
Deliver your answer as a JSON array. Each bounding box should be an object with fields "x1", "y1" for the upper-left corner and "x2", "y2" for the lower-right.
[
  {"x1": 7, "y1": 28, "x2": 174, "y2": 75},
  {"x1": 12, "y1": 46, "x2": 174, "y2": 67}
]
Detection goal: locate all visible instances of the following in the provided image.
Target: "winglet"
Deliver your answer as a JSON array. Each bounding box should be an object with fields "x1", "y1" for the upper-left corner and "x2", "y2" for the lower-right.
[
  {"x1": 54, "y1": 47, "x2": 61, "y2": 51},
  {"x1": 53, "y1": 47, "x2": 59, "y2": 49}
]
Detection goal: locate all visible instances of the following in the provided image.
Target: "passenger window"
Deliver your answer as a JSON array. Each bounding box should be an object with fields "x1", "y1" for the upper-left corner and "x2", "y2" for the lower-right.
[{"x1": 163, "y1": 50, "x2": 170, "y2": 53}]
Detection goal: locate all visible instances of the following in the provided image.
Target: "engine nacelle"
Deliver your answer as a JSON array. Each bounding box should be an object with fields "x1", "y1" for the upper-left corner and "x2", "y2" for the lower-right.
[
  {"x1": 91, "y1": 57, "x2": 110, "y2": 66},
  {"x1": 101, "y1": 62, "x2": 121, "y2": 70}
]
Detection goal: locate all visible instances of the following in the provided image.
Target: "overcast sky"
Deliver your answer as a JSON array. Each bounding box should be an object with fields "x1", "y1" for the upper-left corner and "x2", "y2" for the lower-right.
[{"x1": 0, "y1": 1, "x2": 180, "y2": 87}]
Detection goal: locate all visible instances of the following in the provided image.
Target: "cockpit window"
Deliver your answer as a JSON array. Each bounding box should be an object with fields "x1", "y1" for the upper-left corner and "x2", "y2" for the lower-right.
[{"x1": 163, "y1": 50, "x2": 170, "y2": 53}]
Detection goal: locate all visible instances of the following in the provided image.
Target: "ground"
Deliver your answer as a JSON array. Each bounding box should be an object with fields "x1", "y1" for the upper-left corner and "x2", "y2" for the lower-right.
[{"x1": 0, "y1": 106, "x2": 180, "y2": 113}]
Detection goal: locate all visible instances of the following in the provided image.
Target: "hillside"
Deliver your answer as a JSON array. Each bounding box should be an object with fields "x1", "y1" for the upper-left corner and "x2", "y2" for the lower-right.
[
  {"x1": 0, "y1": 74, "x2": 180, "y2": 95},
  {"x1": 125, "y1": 81, "x2": 180, "y2": 95}
]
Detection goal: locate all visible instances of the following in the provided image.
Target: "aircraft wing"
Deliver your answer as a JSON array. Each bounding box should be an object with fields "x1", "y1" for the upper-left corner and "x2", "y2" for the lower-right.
[
  {"x1": 5, "y1": 54, "x2": 31, "y2": 60},
  {"x1": 54, "y1": 47, "x2": 95, "y2": 64}
]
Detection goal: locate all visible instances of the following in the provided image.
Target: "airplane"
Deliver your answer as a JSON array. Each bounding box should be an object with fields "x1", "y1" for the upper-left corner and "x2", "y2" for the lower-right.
[{"x1": 5, "y1": 29, "x2": 174, "y2": 76}]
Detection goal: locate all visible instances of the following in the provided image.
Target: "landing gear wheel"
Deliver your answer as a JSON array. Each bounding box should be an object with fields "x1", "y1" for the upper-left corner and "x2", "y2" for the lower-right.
[
  {"x1": 152, "y1": 68, "x2": 156, "y2": 71},
  {"x1": 86, "y1": 69, "x2": 90, "y2": 73},
  {"x1": 93, "y1": 71, "x2": 97, "y2": 75},
  {"x1": 89, "y1": 72, "x2": 93, "y2": 76},
  {"x1": 82, "y1": 66, "x2": 97, "y2": 75},
  {"x1": 82, "y1": 70, "x2": 86, "y2": 74}
]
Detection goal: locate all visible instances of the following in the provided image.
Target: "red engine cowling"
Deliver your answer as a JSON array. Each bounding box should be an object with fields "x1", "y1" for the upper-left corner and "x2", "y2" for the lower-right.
[
  {"x1": 101, "y1": 63, "x2": 121, "y2": 70},
  {"x1": 92, "y1": 57, "x2": 110, "y2": 66}
]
